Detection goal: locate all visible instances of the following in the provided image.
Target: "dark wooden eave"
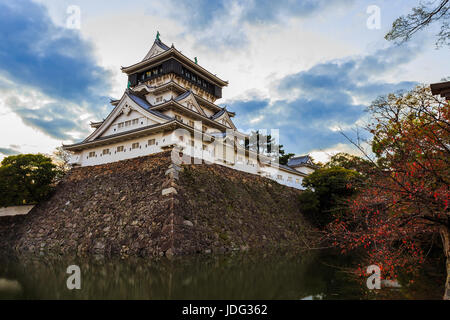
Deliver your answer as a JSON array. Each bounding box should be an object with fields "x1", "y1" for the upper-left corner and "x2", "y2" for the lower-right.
[
  {"x1": 121, "y1": 48, "x2": 228, "y2": 87},
  {"x1": 430, "y1": 81, "x2": 450, "y2": 100}
]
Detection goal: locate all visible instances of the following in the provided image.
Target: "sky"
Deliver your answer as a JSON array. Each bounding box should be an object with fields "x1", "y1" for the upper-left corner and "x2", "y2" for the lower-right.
[{"x1": 0, "y1": 0, "x2": 448, "y2": 163}]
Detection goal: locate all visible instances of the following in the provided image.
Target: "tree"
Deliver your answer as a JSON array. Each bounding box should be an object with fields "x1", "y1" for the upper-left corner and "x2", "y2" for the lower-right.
[
  {"x1": 52, "y1": 146, "x2": 72, "y2": 180},
  {"x1": 299, "y1": 166, "x2": 361, "y2": 228},
  {"x1": 279, "y1": 152, "x2": 295, "y2": 165},
  {"x1": 385, "y1": 0, "x2": 449, "y2": 47},
  {"x1": 0, "y1": 154, "x2": 59, "y2": 207},
  {"x1": 326, "y1": 152, "x2": 373, "y2": 173},
  {"x1": 328, "y1": 85, "x2": 450, "y2": 299},
  {"x1": 244, "y1": 130, "x2": 291, "y2": 164}
]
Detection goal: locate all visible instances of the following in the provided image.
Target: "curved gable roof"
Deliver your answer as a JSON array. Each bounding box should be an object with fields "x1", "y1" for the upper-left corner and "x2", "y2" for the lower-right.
[{"x1": 142, "y1": 39, "x2": 171, "y2": 61}]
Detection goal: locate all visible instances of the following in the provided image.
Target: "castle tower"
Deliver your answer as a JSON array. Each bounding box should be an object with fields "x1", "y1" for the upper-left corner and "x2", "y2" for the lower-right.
[{"x1": 64, "y1": 33, "x2": 308, "y2": 189}]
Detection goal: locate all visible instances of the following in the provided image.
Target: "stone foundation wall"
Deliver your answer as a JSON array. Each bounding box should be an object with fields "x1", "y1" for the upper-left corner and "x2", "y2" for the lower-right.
[{"x1": 0, "y1": 151, "x2": 311, "y2": 257}]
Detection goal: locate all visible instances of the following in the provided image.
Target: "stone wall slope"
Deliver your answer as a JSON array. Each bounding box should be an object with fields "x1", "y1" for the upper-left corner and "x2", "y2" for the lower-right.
[{"x1": 0, "y1": 151, "x2": 311, "y2": 256}]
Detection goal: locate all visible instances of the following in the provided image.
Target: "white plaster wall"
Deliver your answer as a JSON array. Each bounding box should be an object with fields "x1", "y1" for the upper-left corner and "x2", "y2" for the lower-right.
[
  {"x1": 70, "y1": 132, "x2": 305, "y2": 190},
  {"x1": 145, "y1": 91, "x2": 177, "y2": 105},
  {"x1": 294, "y1": 166, "x2": 315, "y2": 175},
  {"x1": 77, "y1": 132, "x2": 168, "y2": 167},
  {"x1": 100, "y1": 110, "x2": 158, "y2": 138},
  {"x1": 202, "y1": 107, "x2": 214, "y2": 117}
]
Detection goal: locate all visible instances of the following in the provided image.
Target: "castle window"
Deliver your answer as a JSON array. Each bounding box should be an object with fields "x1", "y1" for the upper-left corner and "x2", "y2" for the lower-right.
[
  {"x1": 156, "y1": 96, "x2": 163, "y2": 103},
  {"x1": 117, "y1": 146, "x2": 124, "y2": 152},
  {"x1": 202, "y1": 125, "x2": 207, "y2": 132},
  {"x1": 202, "y1": 144, "x2": 207, "y2": 150},
  {"x1": 125, "y1": 120, "x2": 131, "y2": 126},
  {"x1": 118, "y1": 122, "x2": 124, "y2": 128},
  {"x1": 179, "y1": 136, "x2": 184, "y2": 142},
  {"x1": 188, "y1": 120, "x2": 194, "y2": 127},
  {"x1": 88, "y1": 151, "x2": 96, "y2": 158},
  {"x1": 132, "y1": 142, "x2": 140, "y2": 149},
  {"x1": 296, "y1": 178, "x2": 300, "y2": 184},
  {"x1": 132, "y1": 119, "x2": 138, "y2": 125},
  {"x1": 287, "y1": 176, "x2": 293, "y2": 182},
  {"x1": 175, "y1": 114, "x2": 182, "y2": 121},
  {"x1": 277, "y1": 175, "x2": 282, "y2": 180},
  {"x1": 148, "y1": 139, "x2": 155, "y2": 146},
  {"x1": 102, "y1": 149, "x2": 110, "y2": 155}
]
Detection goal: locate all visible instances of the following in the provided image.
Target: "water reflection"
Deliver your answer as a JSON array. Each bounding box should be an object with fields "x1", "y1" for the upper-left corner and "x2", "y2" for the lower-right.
[{"x1": 0, "y1": 250, "x2": 443, "y2": 300}]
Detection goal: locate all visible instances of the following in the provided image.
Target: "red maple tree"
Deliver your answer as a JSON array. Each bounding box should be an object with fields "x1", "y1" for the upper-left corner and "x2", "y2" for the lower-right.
[{"x1": 328, "y1": 85, "x2": 450, "y2": 299}]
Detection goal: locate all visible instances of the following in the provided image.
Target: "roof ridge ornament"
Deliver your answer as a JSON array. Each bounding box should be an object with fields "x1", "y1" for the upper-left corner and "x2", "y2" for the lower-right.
[
  {"x1": 156, "y1": 31, "x2": 160, "y2": 41},
  {"x1": 194, "y1": 57, "x2": 198, "y2": 64}
]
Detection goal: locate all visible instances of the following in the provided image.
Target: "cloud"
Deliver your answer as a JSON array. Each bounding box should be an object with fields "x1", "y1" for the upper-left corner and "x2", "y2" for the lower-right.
[
  {"x1": 167, "y1": 0, "x2": 354, "y2": 48},
  {"x1": 227, "y1": 44, "x2": 420, "y2": 155},
  {"x1": 0, "y1": 146, "x2": 20, "y2": 156},
  {"x1": 0, "y1": 0, "x2": 112, "y2": 141}
]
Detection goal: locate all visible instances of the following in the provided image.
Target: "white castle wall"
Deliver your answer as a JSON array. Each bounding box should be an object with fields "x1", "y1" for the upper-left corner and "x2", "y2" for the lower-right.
[
  {"x1": 69, "y1": 132, "x2": 305, "y2": 190},
  {"x1": 100, "y1": 110, "x2": 158, "y2": 137}
]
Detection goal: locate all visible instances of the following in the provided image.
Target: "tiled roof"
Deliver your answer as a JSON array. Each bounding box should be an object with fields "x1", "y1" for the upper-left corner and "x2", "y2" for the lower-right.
[
  {"x1": 66, "y1": 121, "x2": 176, "y2": 148},
  {"x1": 174, "y1": 90, "x2": 192, "y2": 101},
  {"x1": 279, "y1": 164, "x2": 303, "y2": 174},
  {"x1": 287, "y1": 155, "x2": 312, "y2": 167},
  {"x1": 127, "y1": 91, "x2": 172, "y2": 120},
  {"x1": 211, "y1": 108, "x2": 226, "y2": 120},
  {"x1": 155, "y1": 39, "x2": 170, "y2": 51}
]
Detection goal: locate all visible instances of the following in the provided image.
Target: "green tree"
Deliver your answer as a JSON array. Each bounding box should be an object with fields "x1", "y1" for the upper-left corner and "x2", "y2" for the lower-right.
[
  {"x1": 326, "y1": 152, "x2": 374, "y2": 174},
  {"x1": 299, "y1": 166, "x2": 361, "y2": 228},
  {"x1": 279, "y1": 152, "x2": 295, "y2": 165},
  {"x1": 244, "y1": 130, "x2": 292, "y2": 164},
  {"x1": 0, "y1": 154, "x2": 59, "y2": 207}
]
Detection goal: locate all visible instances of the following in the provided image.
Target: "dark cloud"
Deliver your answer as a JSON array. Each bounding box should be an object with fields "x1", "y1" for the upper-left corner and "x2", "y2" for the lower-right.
[
  {"x1": 227, "y1": 45, "x2": 419, "y2": 154},
  {"x1": 0, "y1": 147, "x2": 20, "y2": 156},
  {"x1": 0, "y1": 1, "x2": 112, "y2": 140},
  {"x1": 14, "y1": 102, "x2": 89, "y2": 140}
]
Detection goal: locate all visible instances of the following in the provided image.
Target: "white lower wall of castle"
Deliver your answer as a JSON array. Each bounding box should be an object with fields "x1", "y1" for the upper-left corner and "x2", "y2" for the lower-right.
[{"x1": 69, "y1": 133, "x2": 305, "y2": 190}]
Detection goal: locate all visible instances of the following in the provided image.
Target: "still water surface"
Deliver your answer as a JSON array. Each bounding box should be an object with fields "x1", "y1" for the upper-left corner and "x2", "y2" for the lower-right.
[{"x1": 0, "y1": 250, "x2": 444, "y2": 299}]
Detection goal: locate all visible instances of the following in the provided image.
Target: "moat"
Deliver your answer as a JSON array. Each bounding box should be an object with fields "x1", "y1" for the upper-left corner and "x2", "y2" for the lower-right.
[{"x1": 0, "y1": 250, "x2": 444, "y2": 299}]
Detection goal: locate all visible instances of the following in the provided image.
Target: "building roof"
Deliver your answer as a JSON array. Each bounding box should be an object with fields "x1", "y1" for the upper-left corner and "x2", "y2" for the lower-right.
[
  {"x1": 154, "y1": 39, "x2": 170, "y2": 51},
  {"x1": 127, "y1": 90, "x2": 173, "y2": 120},
  {"x1": 430, "y1": 81, "x2": 450, "y2": 100},
  {"x1": 122, "y1": 45, "x2": 228, "y2": 87},
  {"x1": 211, "y1": 108, "x2": 226, "y2": 120},
  {"x1": 64, "y1": 120, "x2": 184, "y2": 151},
  {"x1": 174, "y1": 90, "x2": 192, "y2": 101},
  {"x1": 279, "y1": 164, "x2": 307, "y2": 176},
  {"x1": 287, "y1": 155, "x2": 315, "y2": 168}
]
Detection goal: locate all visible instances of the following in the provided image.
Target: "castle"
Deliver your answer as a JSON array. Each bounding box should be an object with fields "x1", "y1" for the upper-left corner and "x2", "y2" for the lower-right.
[{"x1": 64, "y1": 34, "x2": 314, "y2": 189}]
